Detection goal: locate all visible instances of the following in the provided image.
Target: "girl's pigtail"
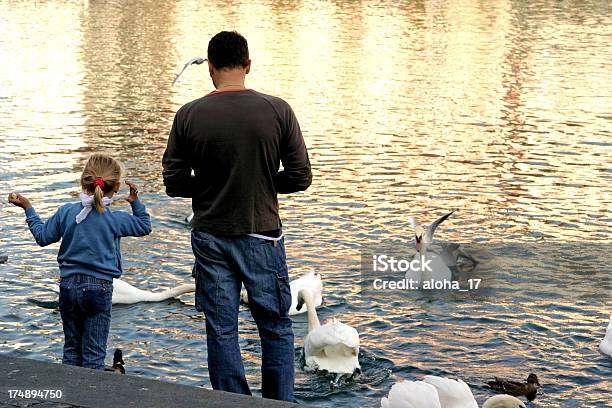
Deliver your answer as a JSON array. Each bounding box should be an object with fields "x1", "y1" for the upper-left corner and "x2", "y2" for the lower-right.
[{"x1": 93, "y1": 183, "x2": 105, "y2": 213}]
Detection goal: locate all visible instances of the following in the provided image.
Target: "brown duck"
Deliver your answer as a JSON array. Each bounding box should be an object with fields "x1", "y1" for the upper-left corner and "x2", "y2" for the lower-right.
[
  {"x1": 104, "y1": 349, "x2": 125, "y2": 374},
  {"x1": 485, "y1": 373, "x2": 540, "y2": 401}
]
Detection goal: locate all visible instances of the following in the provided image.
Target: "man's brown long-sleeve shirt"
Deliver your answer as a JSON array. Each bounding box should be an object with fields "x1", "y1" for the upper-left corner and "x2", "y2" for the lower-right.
[{"x1": 162, "y1": 89, "x2": 312, "y2": 235}]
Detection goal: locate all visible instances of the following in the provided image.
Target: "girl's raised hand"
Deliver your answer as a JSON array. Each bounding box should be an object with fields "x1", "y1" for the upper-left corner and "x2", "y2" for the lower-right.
[
  {"x1": 125, "y1": 180, "x2": 139, "y2": 203},
  {"x1": 8, "y1": 192, "x2": 32, "y2": 209}
]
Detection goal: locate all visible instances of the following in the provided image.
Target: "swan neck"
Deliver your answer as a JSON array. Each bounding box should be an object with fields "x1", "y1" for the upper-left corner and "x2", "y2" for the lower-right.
[
  {"x1": 301, "y1": 289, "x2": 320, "y2": 331},
  {"x1": 142, "y1": 284, "x2": 195, "y2": 301},
  {"x1": 420, "y1": 242, "x2": 429, "y2": 255}
]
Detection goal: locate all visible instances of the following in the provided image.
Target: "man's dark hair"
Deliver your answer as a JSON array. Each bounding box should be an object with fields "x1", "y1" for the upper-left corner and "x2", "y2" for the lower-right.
[{"x1": 207, "y1": 31, "x2": 249, "y2": 70}]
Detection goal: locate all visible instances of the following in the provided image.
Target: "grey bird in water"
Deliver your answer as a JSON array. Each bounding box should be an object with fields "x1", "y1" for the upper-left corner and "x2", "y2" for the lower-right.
[
  {"x1": 439, "y1": 242, "x2": 478, "y2": 269},
  {"x1": 172, "y1": 57, "x2": 207, "y2": 86},
  {"x1": 409, "y1": 210, "x2": 478, "y2": 269}
]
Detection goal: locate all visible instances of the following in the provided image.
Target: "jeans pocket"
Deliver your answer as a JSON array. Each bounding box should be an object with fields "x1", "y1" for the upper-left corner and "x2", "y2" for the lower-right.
[
  {"x1": 83, "y1": 285, "x2": 112, "y2": 315},
  {"x1": 250, "y1": 237, "x2": 287, "y2": 271},
  {"x1": 275, "y1": 272, "x2": 291, "y2": 317},
  {"x1": 193, "y1": 265, "x2": 204, "y2": 313},
  {"x1": 59, "y1": 287, "x2": 72, "y2": 312},
  {"x1": 191, "y1": 231, "x2": 225, "y2": 264}
]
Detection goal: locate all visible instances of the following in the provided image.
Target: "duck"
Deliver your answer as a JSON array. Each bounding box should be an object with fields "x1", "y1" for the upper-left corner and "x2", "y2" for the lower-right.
[
  {"x1": 404, "y1": 211, "x2": 455, "y2": 285},
  {"x1": 381, "y1": 377, "x2": 526, "y2": 408},
  {"x1": 296, "y1": 287, "x2": 360, "y2": 375},
  {"x1": 241, "y1": 270, "x2": 323, "y2": 316},
  {"x1": 599, "y1": 315, "x2": 612, "y2": 357},
  {"x1": 52, "y1": 279, "x2": 196, "y2": 305},
  {"x1": 104, "y1": 349, "x2": 125, "y2": 374},
  {"x1": 485, "y1": 373, "x2": 540, "y2": 401}
]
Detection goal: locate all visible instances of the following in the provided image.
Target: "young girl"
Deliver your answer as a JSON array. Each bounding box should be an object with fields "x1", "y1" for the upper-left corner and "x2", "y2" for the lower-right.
[{"x1": 8, "y1": 153, "x2": 151, "y2": 369}]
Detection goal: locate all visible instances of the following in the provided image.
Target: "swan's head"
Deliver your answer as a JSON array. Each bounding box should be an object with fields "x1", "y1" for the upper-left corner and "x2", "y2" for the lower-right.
[
  {"x1": 527, "y1": 373, "x2": 540, "y2": 386},
  {"x1": 296, "y1": 288, "x2": 313, "y2": 312}
]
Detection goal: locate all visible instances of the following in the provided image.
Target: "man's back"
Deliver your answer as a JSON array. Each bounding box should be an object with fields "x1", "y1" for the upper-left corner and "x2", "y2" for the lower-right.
[
  {"x1": 163, "y1": 88, "x2": 311, "y2": 235},
  {"x1": 163, "y1": 30, "x2": 306, "y2": 402}
]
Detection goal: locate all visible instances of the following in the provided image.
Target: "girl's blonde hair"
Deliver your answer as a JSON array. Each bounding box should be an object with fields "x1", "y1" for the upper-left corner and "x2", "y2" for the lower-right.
[{"x1": 81, "y1": 154, "x2": 123, "y2": 213}]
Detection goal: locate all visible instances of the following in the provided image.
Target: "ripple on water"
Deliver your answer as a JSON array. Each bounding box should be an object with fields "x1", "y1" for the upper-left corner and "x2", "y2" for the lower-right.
[{"x1": 0, "y1": 0, "x2": 611, "y2": 407}]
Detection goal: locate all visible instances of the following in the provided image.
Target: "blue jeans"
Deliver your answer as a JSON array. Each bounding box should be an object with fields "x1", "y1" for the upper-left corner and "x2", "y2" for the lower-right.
[
  {"x1": 58, "y1": 274, "x2": 112, "y2": 369},
  {"x1": 191, "y1": 230, "x2": 294, "y2": 402}
]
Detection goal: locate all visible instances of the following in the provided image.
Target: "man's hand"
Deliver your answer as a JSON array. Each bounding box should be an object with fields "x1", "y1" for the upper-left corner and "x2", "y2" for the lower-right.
[
  {"x1": 8, "y1": 192, "x2": 32, "y2": 209},
  {"x1": 125, "y1": 181, "x2": 140, "y2": 203}
]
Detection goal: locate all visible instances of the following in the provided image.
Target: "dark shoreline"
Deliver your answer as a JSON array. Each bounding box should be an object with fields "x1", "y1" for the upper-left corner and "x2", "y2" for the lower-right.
[{"x1": 0, "y1": 354, "x2": 300, "y2": 408}]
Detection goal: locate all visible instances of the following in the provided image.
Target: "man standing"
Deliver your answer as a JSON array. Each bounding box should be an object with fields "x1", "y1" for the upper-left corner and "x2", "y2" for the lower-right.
[{"x1": 162, "y1": 31, "x2": 311, "y2": 402}]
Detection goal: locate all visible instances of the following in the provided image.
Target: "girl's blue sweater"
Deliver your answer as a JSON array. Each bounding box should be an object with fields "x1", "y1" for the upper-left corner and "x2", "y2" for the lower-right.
[{"x1": 24, "y1": 199, "x2": 152, "y2": 281}]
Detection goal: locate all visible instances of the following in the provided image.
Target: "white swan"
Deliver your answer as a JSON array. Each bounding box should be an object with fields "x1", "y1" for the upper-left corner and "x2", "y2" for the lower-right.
[
  {"x1": 423, "y1": 376, "x2": 478, "y2": 408},
  {"x1": 52, "y1": 278, "x2": 196, "y2": 305},
  {"x1": 297, "y1": 287, "x2": 360, "y2": 374},
  {"x1": 241, "y1": 270, "x2": 323, "y2": 316},
  {"x1": 381, "y1": 377, "x2": 526, "y2": 408},
  {"x1": 110, "y1": 279, "x2": 196, "y2": 304},
  {"x1": 381, "y1": 380, "x2": 442, "y2": 408},
  {"x1": 482, "y1": 395, "x2": 526, "y2": 408},
  {"x1": 599, "y1": 315, "x2": 612, "y2": 357},
  {"x1": 405, "y1": 212, "x2": 454, "y2": 285}
]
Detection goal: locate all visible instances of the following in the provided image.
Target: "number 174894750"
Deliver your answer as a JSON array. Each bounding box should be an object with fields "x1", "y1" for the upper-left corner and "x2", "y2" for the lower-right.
[{"x1": 8, "y1": 389, "x2": 63, "y2": 399}]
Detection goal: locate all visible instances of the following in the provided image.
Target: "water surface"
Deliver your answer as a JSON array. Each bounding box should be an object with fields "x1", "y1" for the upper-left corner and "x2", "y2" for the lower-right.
[{"x1": 0, "y1": 1, "x2": 610, "y2": 407}]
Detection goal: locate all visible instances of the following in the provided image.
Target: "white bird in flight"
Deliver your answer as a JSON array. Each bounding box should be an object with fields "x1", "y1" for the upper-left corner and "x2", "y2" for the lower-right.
[{"x1": 172, "y1": 57, "x2": 207, "y2": 86}]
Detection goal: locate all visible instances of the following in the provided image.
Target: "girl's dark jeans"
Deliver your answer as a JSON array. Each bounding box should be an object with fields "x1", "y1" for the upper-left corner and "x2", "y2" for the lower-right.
[{"x1": 59, "y1": 274, "x2": 112, "y2": 369}]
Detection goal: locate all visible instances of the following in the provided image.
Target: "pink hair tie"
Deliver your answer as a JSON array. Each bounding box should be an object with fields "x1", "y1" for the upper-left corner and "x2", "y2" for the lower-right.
[{"x1": 94, "y1": 177, "x2": 105, "y2": 188}]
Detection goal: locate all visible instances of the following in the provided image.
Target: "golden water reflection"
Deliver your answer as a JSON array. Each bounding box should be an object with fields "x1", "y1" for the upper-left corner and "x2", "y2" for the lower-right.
[{"x1": 0, "y1": 1, "x2": 610, "y2": 406}]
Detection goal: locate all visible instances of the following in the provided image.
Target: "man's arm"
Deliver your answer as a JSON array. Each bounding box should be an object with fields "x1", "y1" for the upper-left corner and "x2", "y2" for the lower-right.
[
  {"x1": 275, "y1": 106, "x2": 312, "y2": 193},
  {"x1": 162, "y1": 110, "x2": 196, "y2": 198}
]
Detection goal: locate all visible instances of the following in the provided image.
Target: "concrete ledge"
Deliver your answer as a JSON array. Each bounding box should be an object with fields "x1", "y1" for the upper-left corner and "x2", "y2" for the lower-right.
[{"x1": 0, "y1": 354, "x2": 300, "y2": 408}]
